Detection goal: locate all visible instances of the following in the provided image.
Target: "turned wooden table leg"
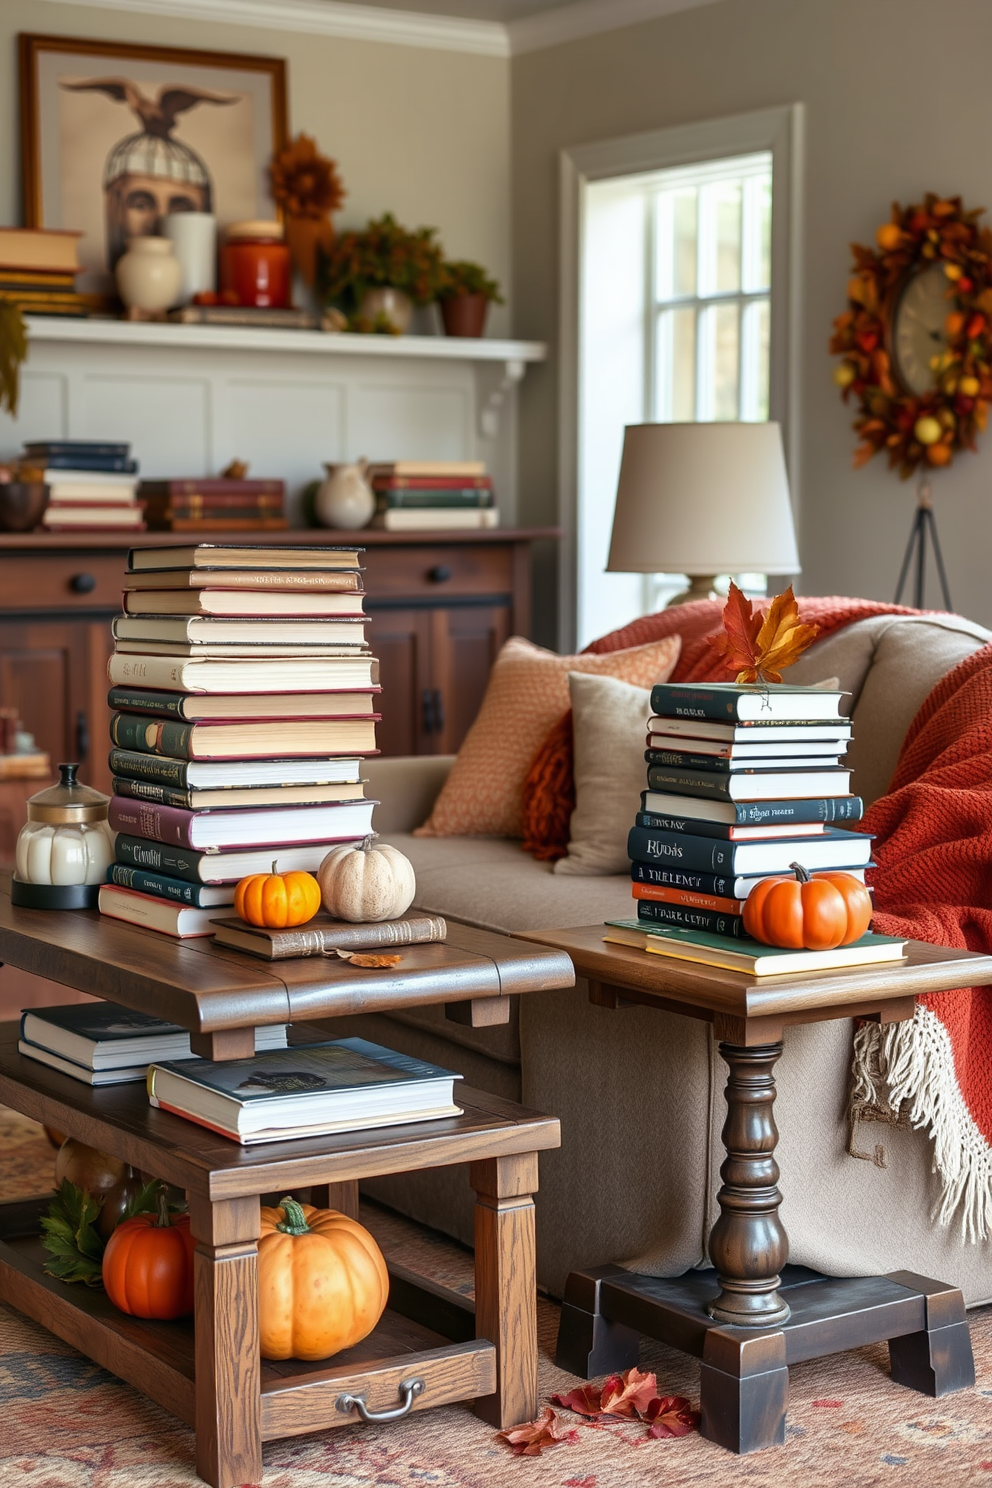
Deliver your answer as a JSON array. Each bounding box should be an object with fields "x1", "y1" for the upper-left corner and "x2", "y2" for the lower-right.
[
  {"x1": 707, "y1": 1041, "x2": 790, "y2": 1328},
  {"x1": 188, "y1": 1194, "x2": 263, "y2": 1488},
  {"x1": 470, "y1": 1152, "x2": 539, "y2": 1429}
]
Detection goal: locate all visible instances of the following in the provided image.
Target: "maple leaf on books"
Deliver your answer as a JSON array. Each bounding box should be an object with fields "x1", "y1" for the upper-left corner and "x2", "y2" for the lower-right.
[
  {"x1": 497, "y1": 1407, "x2": 578, "y2": 1456},
  {"x1": 708, "y1": 582, "x2": 819, "y2": 684}
]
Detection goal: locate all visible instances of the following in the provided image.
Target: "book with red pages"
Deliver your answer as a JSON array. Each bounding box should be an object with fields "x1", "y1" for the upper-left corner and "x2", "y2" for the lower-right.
[
  {"x1": 139, "y1": 478, "x2": 284, "y2": 495},
  {"x1": 108, "y1": 795, "x2": 376, "y2": 850},
  {"x1": 371, "y1": 475, "x2": 492, "y2": 489}
]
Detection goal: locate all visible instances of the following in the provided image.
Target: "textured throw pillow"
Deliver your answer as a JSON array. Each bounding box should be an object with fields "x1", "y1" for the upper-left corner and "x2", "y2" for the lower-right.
[
  {"x1": 415, "y1": 633, "x2": 680, "y2": 839},
  {"x1": 554, "y1": 672, "x2": 653, "y2": 876}
]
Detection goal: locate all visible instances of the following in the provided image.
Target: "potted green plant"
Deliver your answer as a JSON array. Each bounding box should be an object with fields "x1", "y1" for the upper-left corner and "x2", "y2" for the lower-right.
[
  {"x1": 437, "y1": 259, "x2": 504, "y2": 338},
  {"x1": 321, "y1": 213, "x2": 445, "y2": 334}
]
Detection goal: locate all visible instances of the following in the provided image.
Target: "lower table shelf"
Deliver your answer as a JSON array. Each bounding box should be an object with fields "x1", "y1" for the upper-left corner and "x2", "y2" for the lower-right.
[{"x1": 0, "y1": 1209, "x2": 496, "y2": 1441}]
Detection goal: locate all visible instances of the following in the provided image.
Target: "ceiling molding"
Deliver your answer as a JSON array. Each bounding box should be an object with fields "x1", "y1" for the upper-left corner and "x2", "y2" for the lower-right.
[
  {"x1": 509, "y1": 0, "x2": 726, "y2": 54},
  {"x1": 37, "y1": 0, "x2": 510, "y2": 58}
]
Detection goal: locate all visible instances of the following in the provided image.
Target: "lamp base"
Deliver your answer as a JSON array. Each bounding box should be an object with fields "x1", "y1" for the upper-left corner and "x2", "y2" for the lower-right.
[{"x1": 665, "y1": 574, "x2": 719, "y2": 608}]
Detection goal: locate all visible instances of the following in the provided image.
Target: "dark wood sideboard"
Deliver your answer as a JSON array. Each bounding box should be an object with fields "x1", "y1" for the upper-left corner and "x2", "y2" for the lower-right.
[{"x1": 0, "y1": 527, "x2": 559, "y2": 803}]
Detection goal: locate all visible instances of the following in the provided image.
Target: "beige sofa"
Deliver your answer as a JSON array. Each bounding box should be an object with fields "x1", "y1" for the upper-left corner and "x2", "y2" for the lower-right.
[{"x1": 331, "y1": 612, "x2": 992, "y2": 1305}]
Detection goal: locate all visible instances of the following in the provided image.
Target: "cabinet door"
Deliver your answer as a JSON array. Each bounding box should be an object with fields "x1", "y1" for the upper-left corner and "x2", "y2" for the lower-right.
[
  {"x1": 430, "y1": 603, "x2": 511, "y2": 755},
  {"x1": 0, "y1": 615, "x2": 115, "y2": 795},
  {"x1": 365, "y1": 607, "x2": 434, "y2": 757}
]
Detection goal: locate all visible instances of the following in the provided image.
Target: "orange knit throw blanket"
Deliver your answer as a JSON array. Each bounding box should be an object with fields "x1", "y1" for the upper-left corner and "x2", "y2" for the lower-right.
[{"x1": 525, "y1": 596, "x2": 992, "y2": 1236}]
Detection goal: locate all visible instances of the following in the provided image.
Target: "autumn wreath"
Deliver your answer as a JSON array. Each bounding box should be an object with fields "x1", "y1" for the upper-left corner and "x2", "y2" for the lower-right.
[{"x1": 830, "y1": 194, "x2": 992, "y2": 477}]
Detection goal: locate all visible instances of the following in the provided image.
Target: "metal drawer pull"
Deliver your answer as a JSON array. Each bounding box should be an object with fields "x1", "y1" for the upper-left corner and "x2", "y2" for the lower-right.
[
  {"x1": 336, "y1": 1376, "x2": 425, "y2": 1422},
  {"x1": 70, "y1": 573, "x2": 96, "y2": 594},
  {"x1": 427, "y1": 564, "x2": 452, "y2": 583}
]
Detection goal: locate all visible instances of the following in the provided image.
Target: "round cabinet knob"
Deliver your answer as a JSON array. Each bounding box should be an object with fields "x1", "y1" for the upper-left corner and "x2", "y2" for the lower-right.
[
  {"x1": 427, "y1": 564, "x2": 452, "y2": 584},
  {"x1": 70, "y1": 573, "x2": 97, "y2": 594}
]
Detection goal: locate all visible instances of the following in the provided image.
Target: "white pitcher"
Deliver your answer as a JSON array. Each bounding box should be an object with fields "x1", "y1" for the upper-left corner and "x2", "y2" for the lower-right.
[{"x1": 315, "y1": 459, "x2": 375, "y2": 530}]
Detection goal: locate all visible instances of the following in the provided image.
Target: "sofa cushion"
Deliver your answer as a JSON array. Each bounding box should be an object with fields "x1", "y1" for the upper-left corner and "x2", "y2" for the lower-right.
[{"x1": 555, "y1": 671, "x2": 653, "y2": 877}]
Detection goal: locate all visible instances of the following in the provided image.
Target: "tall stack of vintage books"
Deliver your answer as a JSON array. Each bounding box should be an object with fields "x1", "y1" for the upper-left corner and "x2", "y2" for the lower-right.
[
  {"x1": 19, "y1": 440, "x2": 144, "y2": 532},
  {"x1": 0, "y1": 227, "x2": 85, "y2": 316},
  {"x1": 606, "y1": 680, "x2": 904, "y2": 974},
  {"x1": 369, "y1": 460, "x2": 497, "y2": 531},
  {"x1": 139, "y1": 476, "x2": 287, "y2": 531},
  {"x1": 98, "y1": 541, "x2": 380, "y2": 937}
]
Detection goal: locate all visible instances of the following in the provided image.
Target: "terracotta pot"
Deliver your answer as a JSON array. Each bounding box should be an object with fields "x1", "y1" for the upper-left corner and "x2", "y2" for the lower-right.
[
  {"x1": 115, "y1": 237, "x2": 183, "y2": 314},
  {"x1": 440, "y1": 293, "x2": 489, "y2": 338},
  {"x1": 285, "y1": 216, "x2": 334, "y2": 288},
  {"x1": 358, "y1": 287, "x2": 413, "y2": 335}
]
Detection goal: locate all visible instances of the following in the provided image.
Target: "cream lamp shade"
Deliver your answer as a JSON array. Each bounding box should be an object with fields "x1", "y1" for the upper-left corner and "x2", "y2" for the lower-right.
[{"x1": 606, "y1": 422, "x2": 800, "y2": 583}]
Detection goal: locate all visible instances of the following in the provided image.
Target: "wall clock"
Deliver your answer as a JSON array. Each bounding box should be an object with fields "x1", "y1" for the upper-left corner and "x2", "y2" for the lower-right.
[{"x1": 830, "y1": 193, "x2": 992, "y2": 477}]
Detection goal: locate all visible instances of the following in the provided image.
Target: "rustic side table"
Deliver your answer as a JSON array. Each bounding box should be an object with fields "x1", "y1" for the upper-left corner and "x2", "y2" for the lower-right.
[
  {"x1": 515, "y1": 926, "x2": 992, "y2": 1454},
  {"x1": 0, "y1": 880, "x2": 574, "y2": 1488}
]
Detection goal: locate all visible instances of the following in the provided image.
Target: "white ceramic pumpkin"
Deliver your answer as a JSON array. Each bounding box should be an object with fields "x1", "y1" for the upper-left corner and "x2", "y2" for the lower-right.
[{"x1": 317, "y1": 836, "x2": 416, "y2": 922}]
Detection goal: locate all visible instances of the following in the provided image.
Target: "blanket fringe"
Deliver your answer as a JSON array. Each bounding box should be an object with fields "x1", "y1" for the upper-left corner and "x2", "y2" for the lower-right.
[{"x1": 852, "y1": 1008, "x2": 992, "y2": 1243}]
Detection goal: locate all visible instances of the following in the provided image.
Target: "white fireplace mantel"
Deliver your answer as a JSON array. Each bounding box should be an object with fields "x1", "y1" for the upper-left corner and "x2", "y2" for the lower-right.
[{"x1": 2, "y1": 318, "x2": 547, "y2": 525}]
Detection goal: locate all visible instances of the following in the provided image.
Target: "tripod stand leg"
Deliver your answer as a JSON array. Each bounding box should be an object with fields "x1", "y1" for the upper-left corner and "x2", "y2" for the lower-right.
[
  {"x1": 894, "y1": 507, "x2": 924, "y2": 606},
  {"x1": 924, "y1": 507, "x2": 953, "y2": 611}
]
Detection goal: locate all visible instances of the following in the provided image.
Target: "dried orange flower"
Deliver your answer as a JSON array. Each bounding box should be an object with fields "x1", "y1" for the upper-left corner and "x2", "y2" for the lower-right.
[{"x1": 270, "y1": 134, "x2": 345, "y2": 220}]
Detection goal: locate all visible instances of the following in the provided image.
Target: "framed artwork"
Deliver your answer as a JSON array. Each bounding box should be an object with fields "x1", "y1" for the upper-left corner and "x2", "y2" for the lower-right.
[{"x1": 19, "y1": 33, "x2": 288, "y2": 296}]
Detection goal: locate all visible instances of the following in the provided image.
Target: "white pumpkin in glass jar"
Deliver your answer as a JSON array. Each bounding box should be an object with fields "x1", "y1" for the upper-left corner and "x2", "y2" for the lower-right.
[
  {"x1": 317, "y1": 836, "x2": 416, "y2": 922},
  {"x1": 13, "y1": 764, "x2": 114, "y2": 886}
]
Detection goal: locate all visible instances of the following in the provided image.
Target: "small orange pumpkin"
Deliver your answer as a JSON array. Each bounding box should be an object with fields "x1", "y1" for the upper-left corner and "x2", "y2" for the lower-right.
[
  {"x1": 234, "y1": 861, "x2": 321, "y2": 928},
  {"x1": 258, "y1": 1196, "x2": 389, "y2": 1361},
  {"x1": 102, "y1": 1186, "x2": 195, "y2": 1319},
  {"x1": 742, "y1": 862, "x2": 873, "y2": 950}
]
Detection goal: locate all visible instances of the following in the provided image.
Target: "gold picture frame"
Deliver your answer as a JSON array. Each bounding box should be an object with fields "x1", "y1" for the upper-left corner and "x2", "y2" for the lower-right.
[{"x1": 20, "y1": 32, "x2": 288, "y2": 296}]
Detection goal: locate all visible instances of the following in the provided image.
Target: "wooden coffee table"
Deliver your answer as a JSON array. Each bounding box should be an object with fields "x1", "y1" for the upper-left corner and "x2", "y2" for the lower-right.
[
  {"x1": 0, "y1": 879, "x2": 574, "y2": 1488},
  {"x1": 514, "y1": 925, "x2": 992, "y2": 1454}
]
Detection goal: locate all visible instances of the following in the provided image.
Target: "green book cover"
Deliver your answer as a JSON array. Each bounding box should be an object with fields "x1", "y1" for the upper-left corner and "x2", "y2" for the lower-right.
[{"x1": 606, "y1": 921, "x2": 904, "y2": 956}]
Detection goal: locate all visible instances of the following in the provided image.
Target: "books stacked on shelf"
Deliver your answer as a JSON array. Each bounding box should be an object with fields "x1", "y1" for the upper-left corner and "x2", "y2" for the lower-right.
[
  {"x1": 139, "y1": 477, "x2": 287, "y2": 532},
  {"x1": 19, "y1": 441, "x2": 144, "y2": 531},
  {"x1": 606, "y1": 680, "x2": 903, "y2": 972},
  {"x1": 98, "y1": 542, "x2": 381, "y2": 936},
  {"x1": 18, "y1": 1000, "x2": 288, "y2": 1086},
  {"x1": 368, "y1": 460, "x2": 498, "y2": 531},
  {"x1": 0, "y1": 228, "x2": 86, "y2": 316},
  {"x1": 146, "y1": 1036, "x2": 463, "y2": 1143}
]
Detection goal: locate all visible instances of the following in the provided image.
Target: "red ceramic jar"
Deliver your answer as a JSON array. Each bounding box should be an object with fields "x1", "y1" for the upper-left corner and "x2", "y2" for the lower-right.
[{"x1": 220, "y1": 221, "x2": 290, "y2": 309}]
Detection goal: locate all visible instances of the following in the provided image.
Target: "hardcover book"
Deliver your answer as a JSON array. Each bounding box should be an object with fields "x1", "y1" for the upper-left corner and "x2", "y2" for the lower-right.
[
  {"x1": 121, "y1": 569, "x2": 363, "y2": 593},
  {"x1": 112, "y1": 616, "x2": 369, "y2": 647},
  {"x1": 650, "y1": 682, "x2": 846, "y2": 724},
  {"x1": 107, "y1": 864, "x2": 236, "y2": 907},
  {"x1": 113, "y1": 835, "x2": 335, "y2": 884},
  {"x1": 127, "y1": 544, "x2": 363, "y2": 572},
  {"x1": 106, "y1": 653, "x2": 381, "y2": 693},
  {"x1": 108, "y1": 796, "x2": 376, "y2": 851},
  {"x1": 211, "y1": 912, "x2": 448, "y2": 960},
  {"x1": 19, "y1": 1000, "x2": 286, "y2": 1073},
  {"x1": 629, "y1": 860, "x2": 869, "y2": 901},
  {"x1": 643, "y1": 766, "x2": 853, "y2": 803},
  {"x1": 640, "y1": 791, "x2": 864, "y2": 826},
  {"x1": 146, "y1": 1037, "x2": 463, "y2": 1144},
  {"x1": 109, "y1": 750, "x2": 363, "y2": 790},
  {"x1": 603, "y1": 922, "x2": 906, "y2": 977},
  {"x1": 97, "y1": 884, "x2": 225, "y2": 937},
  {"x1": 106, "y1": 688, "x2": 378, "y2": 722},
  {"x1": 627, "y1": 824, "x2": 874, "y2": 876},
  {"x1": 121, "y1": 590, "x2": 366, "y2": 617},
  {"x1": 109, "y1": 713, "x2": 378, "y2": 761}
]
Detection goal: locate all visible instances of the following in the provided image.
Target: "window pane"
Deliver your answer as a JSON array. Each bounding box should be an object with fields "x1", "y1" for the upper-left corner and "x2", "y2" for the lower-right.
[
  {"x1": 698, "y1": 303, "x2": 740, "y2": 420},
  {"x1": 742, "y1": 172, "x2": 772, "y2": 293},
  {"x1": 741, "y1": 299, "x2": 770, "y2": 421},
  {"x1": 655, "y1": 189, "x2": 697, "y2": 302},
  {"x1": 699, "y1": 181, "x2": 741, "y2": 296},
  {"x1": 655, "y1": 306, "x2": 696, "y2": 420}
]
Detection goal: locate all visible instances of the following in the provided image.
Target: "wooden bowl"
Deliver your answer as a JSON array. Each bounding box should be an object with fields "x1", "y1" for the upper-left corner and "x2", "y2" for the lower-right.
[{"x1": 0, "y1": 481, "x2": 49, "y2": 531}]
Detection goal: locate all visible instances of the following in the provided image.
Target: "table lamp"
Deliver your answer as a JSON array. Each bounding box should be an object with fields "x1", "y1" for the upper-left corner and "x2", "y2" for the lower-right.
[{"x1": 606, "y1": 421, "x2": 800, "y2": 606}]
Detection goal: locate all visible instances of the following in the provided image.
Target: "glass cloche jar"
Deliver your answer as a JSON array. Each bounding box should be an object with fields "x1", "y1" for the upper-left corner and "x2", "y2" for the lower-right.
[{"x1": 12, "y1": 763, "x2": 114, "y2": 909}]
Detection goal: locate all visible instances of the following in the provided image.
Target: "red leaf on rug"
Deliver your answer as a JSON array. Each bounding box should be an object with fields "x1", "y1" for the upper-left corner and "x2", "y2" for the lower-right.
[
  {"x1": 597, "y1": 1367, "x2": 659, "y2": 1418},
  {"x1": 550, "y1": 1383, "x2": 605, "y2": 1417},
  {"x1": 497, "y1": 1407, "x2": 578, "y2": 1456},
  {"x1": 644, "y1": 1395, "x2": 701, "y2": 1438}
]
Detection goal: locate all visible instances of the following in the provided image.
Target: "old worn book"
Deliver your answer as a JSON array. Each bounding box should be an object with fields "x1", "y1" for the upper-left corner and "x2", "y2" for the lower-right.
[
  {"x1": 20, "y1": 1000, "x2": 286, "y2": 1074},
  {"x1": 627, "y1": 824, "x2": 874, "y2": 876},
  {"x1": 106, "y1": 687, "x2": 379, "y2": 721},
  {"x1": 641, "y1": 790, "x2": 863, "y2": 826},
  {"x1": 146, "y1": 1037, "x2": 463, "y2": 1143},
  {"x1": 114, "y1": 835, "x2": 335, "y2": 884},
  {"x1": 109, "y1": 750, "x2": 363, "y2": 790},
  {"x1": 371, "y1": 508, "x2": 499, "y2": 531},
  {"x1": 111, "y1": 777, "x2": 366, "y2": 811},
  {"x1": 127, "y1": 544, "x2": 362, "y2": 572},
  {"x1": 122, "y1": 590, "x2": 366, "y2": 617},
  {"x1": 122, "y1": 567, "x2": 363, "y2": 593},
  {"x1": 650, "y1": 682, "x2": 846, "y2": 724},
  {"x1": 106, "y1": 652, "x2": 381, "y2": 692},
  {"x1": 644, "y1": 763, "x2": 853, "y2": 802},
  {"x1": 603, "y1": 922, "x2": 906, "y2": 977},
  {"x1": 98, "y1": 884, "x2": 226, "y2": 937},
  {"x1": 0, "y1": 227, "x2": 82, "y2": 272},
  {"x1": 113, "y1": 616, "x2": 369, "y2": 647},
  {"x1": 212, "y1": 912, "x2": 447, "y2": 960},
  {"x1": 109, "y1": 712, "x2": 378, "y2": 760},
  {"x1": 108, "y1": 795, "x2": 376, "y2": 850}
]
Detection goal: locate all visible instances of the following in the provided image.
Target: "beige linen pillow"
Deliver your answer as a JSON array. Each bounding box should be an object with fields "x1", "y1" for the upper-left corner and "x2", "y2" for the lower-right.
[
  {"x1": 415, "y1": 633, "x2": 680, "y2": 839},
  {"x1": 555, "y1": 671, "x2": 652, "y2": 876}
]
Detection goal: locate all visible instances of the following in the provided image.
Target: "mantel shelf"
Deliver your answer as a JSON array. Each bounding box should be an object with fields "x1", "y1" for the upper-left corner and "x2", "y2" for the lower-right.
[{"x1": 23, "y1": 315, "x2": 547, "y2": 366}]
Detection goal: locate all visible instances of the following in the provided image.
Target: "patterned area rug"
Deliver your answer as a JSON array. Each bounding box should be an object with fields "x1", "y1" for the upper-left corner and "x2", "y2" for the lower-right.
[{"x1": 3, "y1": 1106, "x2": 992, "y2": 1487}]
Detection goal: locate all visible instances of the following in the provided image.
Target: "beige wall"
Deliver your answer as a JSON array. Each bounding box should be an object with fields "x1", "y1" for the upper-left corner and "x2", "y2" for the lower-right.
[
  {"x1": 512, "y1": 0, "x2": 992, "y2": 642},
  {"x1": 1, "y1": 1, "x2": 511, "y2": 330}
]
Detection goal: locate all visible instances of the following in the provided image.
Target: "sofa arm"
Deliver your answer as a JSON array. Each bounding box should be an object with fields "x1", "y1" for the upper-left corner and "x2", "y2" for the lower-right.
[{"x1": 366, "y1": 755, "x2": 454, "y2": 835}]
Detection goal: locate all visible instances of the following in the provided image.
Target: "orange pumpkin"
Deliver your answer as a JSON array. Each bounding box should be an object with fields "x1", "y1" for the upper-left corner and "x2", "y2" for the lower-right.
[
  {"x1": 234, "y1": 861, "x2": 321, "y2": 928},
  {"x1": 742, "y1": 863, "x2": 872, "y2": 950},
  {"x1": 102, "y1": 1186, "x2": 195, "y2": 1319},
  {"x1": 258, "y1": 1197, "x2": 389, "y2": 1361}
]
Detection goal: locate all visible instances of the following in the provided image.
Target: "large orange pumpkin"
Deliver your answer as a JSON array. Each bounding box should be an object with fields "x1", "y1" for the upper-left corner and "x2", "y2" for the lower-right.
[
  {"x1": 258, "y1": 1197, "x2": 389, "y2": 1361},
  {"x1": 742, "y1": 863, "x2": 872, "y2": 950},
  {"x1": 234, "y1": 862, "x2": 321, "y2": 928},
  {"x1": 102, "y1": 1187, "x2": 195, "y2": 1319}
]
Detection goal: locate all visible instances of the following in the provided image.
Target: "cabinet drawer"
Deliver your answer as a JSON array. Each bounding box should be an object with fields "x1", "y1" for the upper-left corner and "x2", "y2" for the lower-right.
[
  {"x1": 0, "y1": 554, "x2": 125, "y2": 612},
  {"x1": 363, "y1": 544, "x2": 514, "y2": 600}
]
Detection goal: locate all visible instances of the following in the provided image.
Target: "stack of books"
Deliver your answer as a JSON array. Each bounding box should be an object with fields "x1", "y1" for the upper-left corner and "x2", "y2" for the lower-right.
[
  {"x1": 19, "y1": 440, "x2": 144, "y2": 531},
  {"x1": 18, "y1": 1000, "x2": 288, "y2": 1086},
  {"x1": 0, "y1": 227, "x2": 85, "y2": 317},
  {"x1": 98, "y1": 541, "x2": 381, "y2": 937},
  {"x1": 369, "y1": 460, "x2": 498, "y2": 531},
  {"x1": 139, "y1": 477, "x2": 287, "y2": 532},
  {"x1": 606, "y1": 681, "x2": 905, "y2": 975}
]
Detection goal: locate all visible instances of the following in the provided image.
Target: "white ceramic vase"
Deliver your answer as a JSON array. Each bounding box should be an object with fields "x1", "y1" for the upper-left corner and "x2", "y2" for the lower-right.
[
  {"x1": 116, "y1": 236, "x2": 183, "y2": 314},
  {"x1": 162, "y1": 212, "x2": 217, "y2": 303},
  {"x1": 358, "y1": 287, "x2": 413, "y2": 334},
  {"x1": 315, "y1": 460, "x2": 375, "y2": 529}
]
